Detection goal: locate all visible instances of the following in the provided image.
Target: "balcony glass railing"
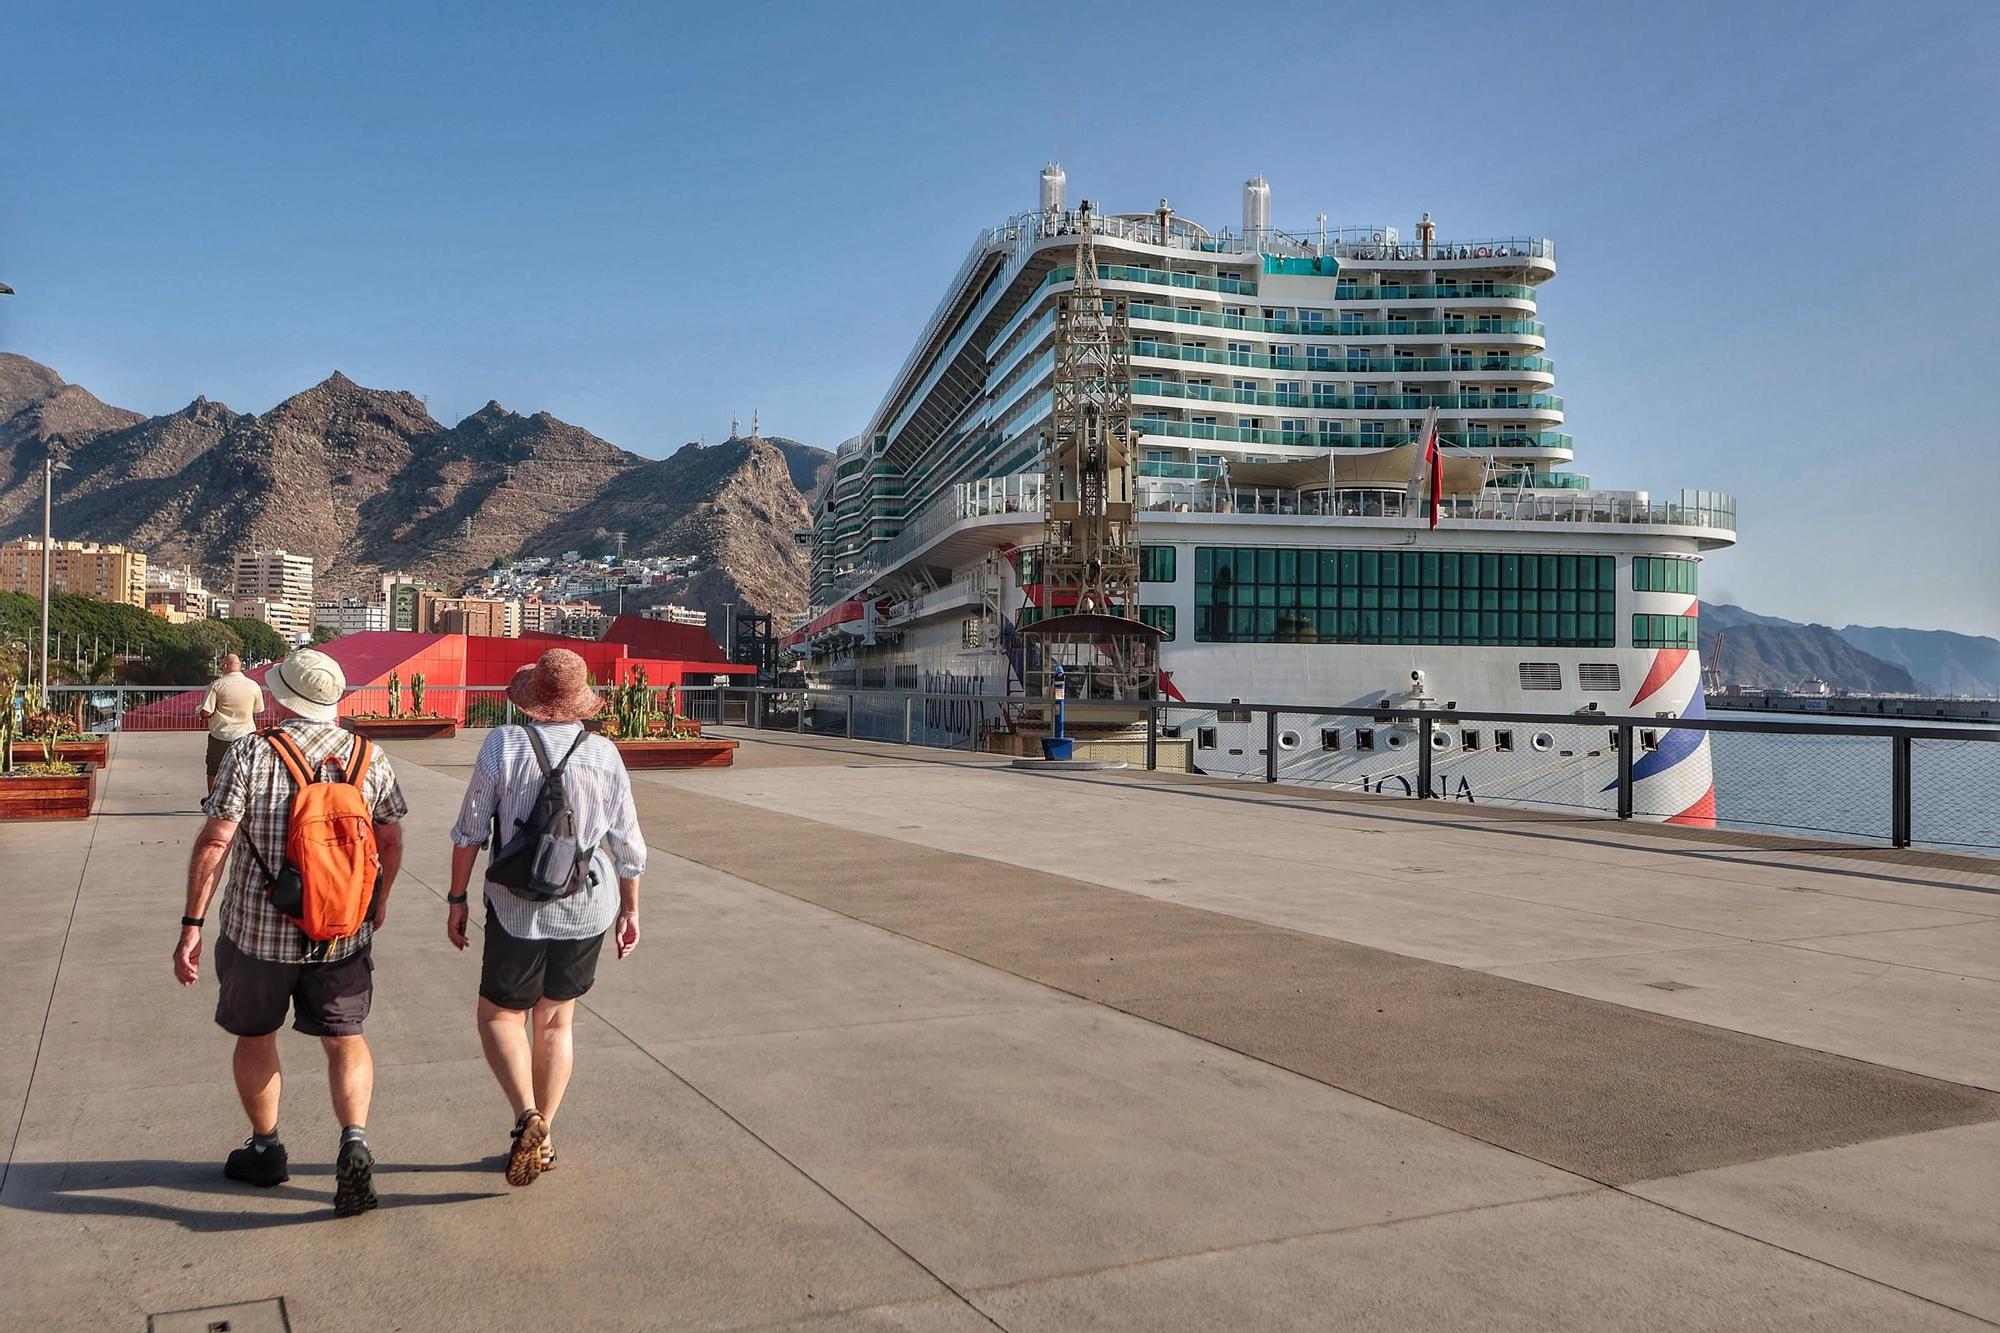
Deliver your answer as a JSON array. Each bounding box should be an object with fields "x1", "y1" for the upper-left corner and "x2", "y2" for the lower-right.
[
  {"x1": 1134, "y1": 481, "x2": 1735, "y2": 533},
  {"x1": 1133, "y1": 382, "x2": 1563, "y2": 413},
  {"x1": 1492, "y1": 470, "x2": 1591, "y2": 489},
  {"x1": 1129, "y1": 303, "x2": 1545, "y2": 338},
  {"x1": 830, "y1": 469, "x2": 1728, "y2": 598},
  {"x1": 1045, "y1": 264, "x2": 1257, "y2": 297},
  {"x1": 1130, "y1": 342, "x2": 1556, "y2": 375},
  {"x1": 1137, "y1": 421, "x2": 1572, "y2": 450}
]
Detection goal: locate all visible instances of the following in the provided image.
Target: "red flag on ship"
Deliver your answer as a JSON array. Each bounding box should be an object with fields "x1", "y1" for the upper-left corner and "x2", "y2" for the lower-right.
[{"x1": 1425, "y1": 426, "x2": 1443, "y2": 530}]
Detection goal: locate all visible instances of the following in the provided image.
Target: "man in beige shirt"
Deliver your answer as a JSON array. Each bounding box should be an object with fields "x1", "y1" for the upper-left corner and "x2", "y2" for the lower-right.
[{"x1": 200, "y1": 653, "x2": 265, "y2": 790}]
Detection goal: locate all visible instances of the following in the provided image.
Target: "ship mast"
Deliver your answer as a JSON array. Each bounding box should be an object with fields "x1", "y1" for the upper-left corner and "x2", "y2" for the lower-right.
[{"x1": 1041, "y1": 200, "x2": 1140, "y2": 619}]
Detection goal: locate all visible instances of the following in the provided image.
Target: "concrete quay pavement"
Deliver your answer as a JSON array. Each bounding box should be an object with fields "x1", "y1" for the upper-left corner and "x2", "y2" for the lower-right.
[{"x1": 2, "y1": 728, "x2": 1997, "y2": 1332}]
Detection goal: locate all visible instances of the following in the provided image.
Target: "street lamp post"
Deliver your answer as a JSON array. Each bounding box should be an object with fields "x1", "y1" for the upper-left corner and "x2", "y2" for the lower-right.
[{"x1": 39, "y1": 454, "x2": 70, "y2": 696}]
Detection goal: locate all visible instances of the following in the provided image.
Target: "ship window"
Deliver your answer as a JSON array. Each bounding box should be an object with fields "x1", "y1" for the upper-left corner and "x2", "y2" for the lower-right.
[
  {"x1": 1141, "y1": 546, "x2": 1177, "y2": 582},
  {"x1": 1194, "y1": 546, "x2": 1613, "y2": 647},
  {"x1": 1494, "y1": 729, "x2": 1514, "y2": 752},
  {"x1": 1641, "y1": 729, "x2": 1660, "y2": 751},
  {"x1": 1633, "y1": 556, "x2": 1699, "y2": 595},
  {"x1": 1139, "y1": 605, "x2": 1176, "y2": 638},
  {"x1": 1461, "y1": 729, "x2": 1480, "y2": 751},
  {"x1": 894, "y1": 665, "x2": 918, "y2": 689},
  {"x1": 1216, "y1": 703, "x2": 1252, "y2": 723},
  {"x1": 1633, "y1": 613, "x2": 1698, "y2": 648},
  {"x1": 1356, "y1": 728, "x2": 1375, "y2": 750},
  {"x1": 1197, "y1": 726, "x2": 1217, "y2": 749},
  {"x1": 1321, "y1": 727, "x2": 1341, "y2": 751}
]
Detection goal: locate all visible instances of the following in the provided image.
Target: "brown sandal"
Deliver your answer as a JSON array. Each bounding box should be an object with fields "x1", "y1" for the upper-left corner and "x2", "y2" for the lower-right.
[
  {"x1": 507, "y1": 1110, "x2": 548, "y2": 1187},
  {"x1": 539, "y1": 1140, "x2": 557, "y2": 1171}
]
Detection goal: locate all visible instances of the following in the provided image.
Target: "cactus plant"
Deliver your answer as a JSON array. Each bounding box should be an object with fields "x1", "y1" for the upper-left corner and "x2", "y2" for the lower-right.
[
  {"x1": 1, "y1": 682, "x2": 15, "y2": 776},
  {"x1": 611, "y1": 665, "x2": 657, "y2": 740},
  {"x1": 410, "y1": 670, "x2": 426, "y2": 717},
  {"x1": 386, "y1": 671, "x2": 402, "y2": 719}
]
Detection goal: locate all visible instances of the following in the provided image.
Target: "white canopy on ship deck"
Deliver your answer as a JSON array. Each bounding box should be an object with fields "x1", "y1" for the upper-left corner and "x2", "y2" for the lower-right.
[{"x1": 1223, "y1": 443, "x2": 1487, "y2": 494}]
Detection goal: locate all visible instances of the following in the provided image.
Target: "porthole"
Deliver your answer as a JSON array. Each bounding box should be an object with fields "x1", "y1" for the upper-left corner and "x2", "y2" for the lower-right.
[
  {"x1": 1384, "y1": 730, "x2": 1409, "y2": 751},
  {"x1": 1429, "y1": 728, "x2": 1453, "y2": 751},
  {"x1": 1531, "y1": 730, "x2": 1556, "y2": 753},
  {"x1": 1278, "y1": 729, "x2": 1302, "y2": 751}
]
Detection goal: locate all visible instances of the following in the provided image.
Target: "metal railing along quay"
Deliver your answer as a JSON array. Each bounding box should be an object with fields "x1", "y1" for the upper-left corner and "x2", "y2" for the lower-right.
[
  {"x1": 35, "y1": 683, "x2": 1998, "y2": 854},
  {"x1": 670, "y1": 685, "x2": 2000, "y2": 855}
]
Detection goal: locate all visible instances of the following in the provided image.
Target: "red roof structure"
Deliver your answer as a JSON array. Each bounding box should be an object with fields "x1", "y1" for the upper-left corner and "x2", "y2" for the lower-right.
[{"x1": 122, "y1": 622, "x2": 749, "y2": 730}]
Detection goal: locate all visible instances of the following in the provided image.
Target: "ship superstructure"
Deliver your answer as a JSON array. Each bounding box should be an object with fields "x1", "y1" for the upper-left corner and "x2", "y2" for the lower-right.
[{"x1": 793, "y1": 169, "x2": 1737, "y2": 821}]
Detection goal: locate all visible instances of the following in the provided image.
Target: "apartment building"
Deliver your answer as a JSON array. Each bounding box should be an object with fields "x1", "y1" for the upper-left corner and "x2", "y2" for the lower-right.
[{"x1": 0, "y1": 538, "x2": 149, "y2": 606}]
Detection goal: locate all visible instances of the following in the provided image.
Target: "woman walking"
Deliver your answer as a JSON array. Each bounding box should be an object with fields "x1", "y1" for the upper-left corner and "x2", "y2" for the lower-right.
[{"x1": 445, "y1": 649, "x2": 645, "y2": 1184}]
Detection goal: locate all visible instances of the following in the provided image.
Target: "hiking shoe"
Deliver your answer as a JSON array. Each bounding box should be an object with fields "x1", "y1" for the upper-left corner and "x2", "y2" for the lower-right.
[
  {"x1": 223, "y1": 1138, "x2": 290, "y2": 1187},
  {"x1": 333, "y1": 1138, "x2": 378, "y2": 1218},
  {"x1": 506, "y1": 1111, "x2": 548, "y2": 1187}
]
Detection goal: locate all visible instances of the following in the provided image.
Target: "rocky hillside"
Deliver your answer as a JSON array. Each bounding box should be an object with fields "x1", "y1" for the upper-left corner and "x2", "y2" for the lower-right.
[
  {"x1": 1837, "y1": 622, "x2": 2000, "y2": 697},
  {"x1": 1700, "y1": 603, "x2": 1922, "y2": 694},
  {"x1": 0, "y1": 355, "x2": 827, "y2": 623}
]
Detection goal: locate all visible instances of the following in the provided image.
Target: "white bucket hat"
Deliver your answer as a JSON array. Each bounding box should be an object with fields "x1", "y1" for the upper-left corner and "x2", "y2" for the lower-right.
[{"x1": 267, "y1": 647, "x2": 346, "y2": 723}]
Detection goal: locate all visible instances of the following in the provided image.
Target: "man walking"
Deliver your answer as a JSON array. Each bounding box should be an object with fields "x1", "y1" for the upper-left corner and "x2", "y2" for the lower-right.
[
  {"x1": 174, "y1": 647, "x2": 407, "y2": 1217},
  {"x1": 198, "y1": 652, "x2": 264, "y2": 792},
  {"x1": 445, "y1": 648, "x2": 643, "y2": 1186}
]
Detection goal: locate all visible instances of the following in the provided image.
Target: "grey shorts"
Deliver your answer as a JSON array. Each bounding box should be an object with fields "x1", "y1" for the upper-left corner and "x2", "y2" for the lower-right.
[{"x1": 214, "y1": 933, "x2": 373, "y2": 1038}]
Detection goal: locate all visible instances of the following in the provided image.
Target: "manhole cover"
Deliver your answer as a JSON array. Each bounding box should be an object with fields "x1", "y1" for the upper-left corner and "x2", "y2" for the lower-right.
[
  {"x1": 1645, "y1": 980, "x2": 1698, "y2": 992},
  {"x1": 149, "y1": 1297, "x2": 291, "y2": 1333}
]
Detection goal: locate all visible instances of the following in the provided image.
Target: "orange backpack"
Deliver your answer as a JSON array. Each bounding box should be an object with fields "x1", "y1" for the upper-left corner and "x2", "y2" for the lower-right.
[{"x1": 246, "y1": 730, "x2": 382, "y2": 944}]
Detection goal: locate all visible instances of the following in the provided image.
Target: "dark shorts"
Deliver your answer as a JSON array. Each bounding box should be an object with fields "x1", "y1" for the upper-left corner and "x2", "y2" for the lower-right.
[
  {"x1": 214, "y1": 933, "x2": 374, "y2": 1038},
  {"x1": 205, "y1": 735, "x2": 233, "y2": 783},
  {"x1": 480, "y1": 912, "x2": 607, "y2": 1011}
]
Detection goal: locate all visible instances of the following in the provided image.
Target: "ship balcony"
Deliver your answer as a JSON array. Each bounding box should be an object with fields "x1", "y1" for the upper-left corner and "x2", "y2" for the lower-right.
[
  {"x1": 1130, "y1": 343, "x2": 1556, "y2": 383},
  {"x1": 1133, "y1": 480, "x2": 1735, "y2": 545},
  {"x1": 1133, "y1": 382, "x2": 1564, "y2": 418},
  {"x1": 1127, "y1": 303, "x2": 1546, "y2": 343},
  {"x1": 1135, "y1": 421, "x2": 1573, "y2": 451}
]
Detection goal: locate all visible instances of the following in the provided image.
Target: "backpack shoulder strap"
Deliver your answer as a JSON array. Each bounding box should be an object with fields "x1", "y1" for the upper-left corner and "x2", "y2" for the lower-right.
[
  {"x1": 549, "y1": 728, "x2": 589, "y2": 777},
  {"x1": 266, "y1": 729, "x2": 314, "y2": 790},
  {"x1": 344, "y1": 735, "x2": 373, "y2": 790},
  {"x1": 518, "y1": 723, "x2": 554, "y2": 776}
]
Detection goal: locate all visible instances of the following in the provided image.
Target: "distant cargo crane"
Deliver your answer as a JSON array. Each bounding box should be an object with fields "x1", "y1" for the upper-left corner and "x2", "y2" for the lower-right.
[{"x1": 1702, "y1": 630, "x2": 1726, "y2": 693}]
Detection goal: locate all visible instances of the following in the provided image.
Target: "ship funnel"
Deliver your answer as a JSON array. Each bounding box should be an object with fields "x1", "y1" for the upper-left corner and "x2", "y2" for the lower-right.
[
  {"x1": 1243, "y1": 176, "x2": 1271, "y2": 243},
  {"x1": 1040, "y1": 163, "x2": 1067, "y2": 215}
]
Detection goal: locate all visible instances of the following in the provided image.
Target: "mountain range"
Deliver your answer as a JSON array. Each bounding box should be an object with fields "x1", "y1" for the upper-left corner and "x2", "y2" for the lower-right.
[
  {"x1": 1701, "y1": 603, "x2": 2000, "y2": 697},
  {"x1": 0, "y1": 354, "x2": 831, "y2": 624}
]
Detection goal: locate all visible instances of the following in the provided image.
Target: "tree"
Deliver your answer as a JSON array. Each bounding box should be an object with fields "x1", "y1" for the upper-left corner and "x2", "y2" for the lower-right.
[
  {"x1": 311, "y1": 625, "x2": 340, "y2": 646},
  {"x1": 216, "y1": 617, "x2": 288, "y2": 664}
]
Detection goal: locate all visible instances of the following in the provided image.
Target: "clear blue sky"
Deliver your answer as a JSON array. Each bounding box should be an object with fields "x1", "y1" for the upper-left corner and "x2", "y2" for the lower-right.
[{"x1": 3, "y1": 1, "x2": 1995, "y2": 634}]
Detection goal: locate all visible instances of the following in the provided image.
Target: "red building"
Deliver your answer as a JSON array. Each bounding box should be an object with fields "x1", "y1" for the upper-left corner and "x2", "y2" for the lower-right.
[{"x1": 124, "y1": 621, "x2": 749, "y2": 729}]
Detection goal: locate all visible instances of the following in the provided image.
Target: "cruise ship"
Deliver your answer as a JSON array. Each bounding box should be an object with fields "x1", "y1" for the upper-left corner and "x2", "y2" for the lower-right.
[{"x1": 792, "y1": 168, "x2": 1736, "y2": 823}]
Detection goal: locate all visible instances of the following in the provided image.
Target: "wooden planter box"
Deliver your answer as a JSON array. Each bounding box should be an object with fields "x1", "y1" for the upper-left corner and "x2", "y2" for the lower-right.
[
  {"x1": 0, "y1": 764, "x2": 99, "y2": 820},
  {"x1": 342, "y1": 717, "x2": 459, "y2": 740},
  {"x1": 9, "y1": 737, "x2": 109, "y2": 766},
  {"x1": 610, "y1": 738, "x2": 739, "y2": 769}
]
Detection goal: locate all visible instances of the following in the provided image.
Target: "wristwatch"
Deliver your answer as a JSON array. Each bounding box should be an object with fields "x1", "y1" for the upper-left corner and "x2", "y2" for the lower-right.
[
  {"x1": 446, "y1": 892, "x2": 468, "y2": 905},
  {"x1": 181, "y1": 915, "x2": 205, "y2": 928}
]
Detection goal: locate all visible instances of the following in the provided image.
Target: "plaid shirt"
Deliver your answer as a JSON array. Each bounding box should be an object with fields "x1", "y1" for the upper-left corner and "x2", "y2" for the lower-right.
[{"x1": 203, "y1": 719, "x2": 409, "y2": 963}]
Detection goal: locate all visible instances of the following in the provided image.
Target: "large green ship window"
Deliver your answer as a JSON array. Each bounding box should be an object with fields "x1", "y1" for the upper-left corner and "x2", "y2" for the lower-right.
[
  {"x1": 1632, "y1": 556, "x2": 1698, "y2": 595},
  {"x1": 1141, "y1": 545, "x2": 1178, "y2": 583},
  {"x1": 1194, "y1": 547, "x2": 1615, "y2": 647},
  {"x1": 1633, "y1": 613, "x2": 1698, "y2": 649},
  {"x1": 1140, "y1": 605, "x2": 1177, "y2": 639}
]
